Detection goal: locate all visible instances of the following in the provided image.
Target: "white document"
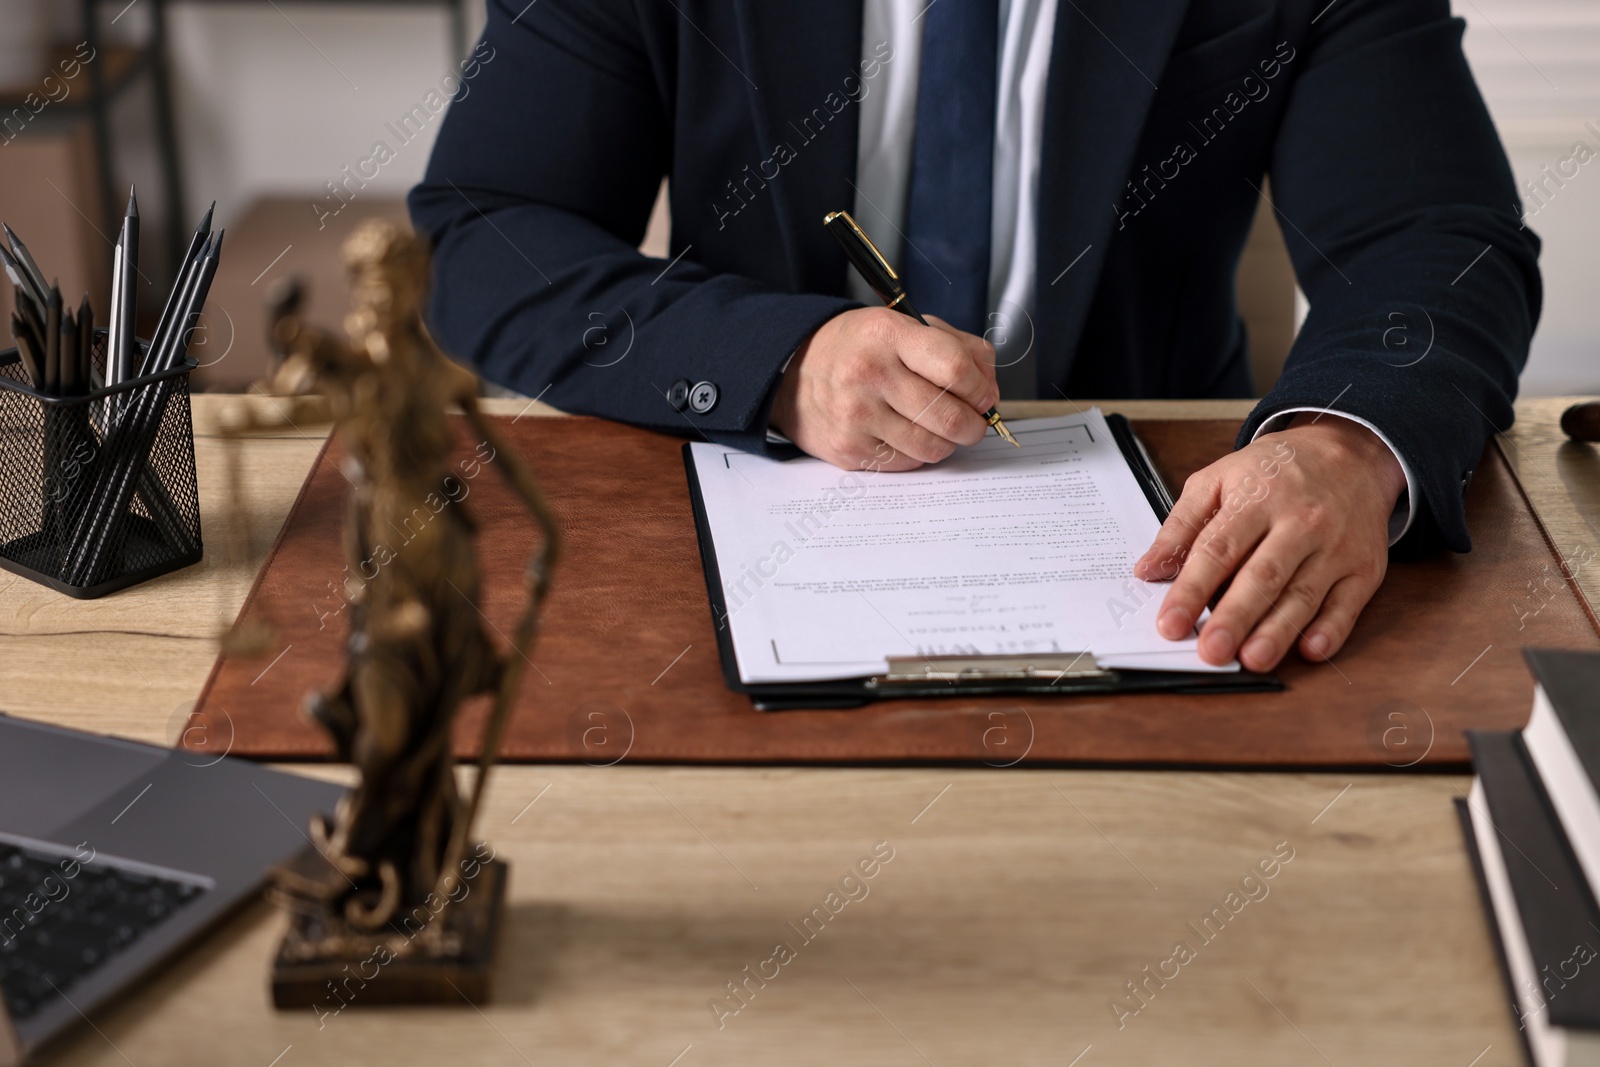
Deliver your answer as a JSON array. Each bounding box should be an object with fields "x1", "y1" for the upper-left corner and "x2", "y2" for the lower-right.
[{"x1": 689, "y1": 410, "x2": 1236, "y2": 684}]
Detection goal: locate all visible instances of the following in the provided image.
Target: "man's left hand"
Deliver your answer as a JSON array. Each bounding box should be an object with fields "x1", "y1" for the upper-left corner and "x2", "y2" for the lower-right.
[{"x1": 1133, "y1": 413, "x2": 1407, "y2": 672}]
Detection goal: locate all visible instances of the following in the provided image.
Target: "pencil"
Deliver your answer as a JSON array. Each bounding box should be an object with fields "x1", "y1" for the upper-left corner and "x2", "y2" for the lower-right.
[
  {"x1": 140, "y1": 202, "x2": 212, "y2": 378},
  {"x1": 2, "y1": 223, "x2": 51, "y2": 305},
  {"x1": 43, "y1": 284, "x2": 60, "y2": 395},
  {"x1": 0, "y1": 245, "x2": 39, "y2": 308},
  {"x1": 76, "y1": 294, "x2": 92, "y2": 396},
  {"x1": 11, "y1": 311, "x2": 44, "y2": 388}
]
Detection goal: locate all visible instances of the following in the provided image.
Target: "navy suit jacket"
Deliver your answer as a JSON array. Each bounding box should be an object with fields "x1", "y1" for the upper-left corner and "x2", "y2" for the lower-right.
[{"x1": 409, "y1": 0, "x2": 1540, "y2": 554}]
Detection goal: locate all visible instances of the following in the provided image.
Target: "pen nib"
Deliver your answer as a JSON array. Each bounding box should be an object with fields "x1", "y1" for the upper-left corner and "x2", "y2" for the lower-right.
[{"x1": 987, "y1": 410, "x2": 1020, "y2": 447}]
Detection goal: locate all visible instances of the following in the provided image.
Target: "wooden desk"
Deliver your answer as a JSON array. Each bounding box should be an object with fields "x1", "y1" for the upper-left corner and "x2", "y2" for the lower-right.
[{"x1": 6, "y1": 395, "x2": 1596, "y2": 1066}]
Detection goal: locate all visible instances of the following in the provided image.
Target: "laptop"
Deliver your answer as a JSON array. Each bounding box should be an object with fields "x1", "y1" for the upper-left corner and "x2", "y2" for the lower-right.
[{"x1": 0, "y1": 713, "x2": 344, "y2": 1064}]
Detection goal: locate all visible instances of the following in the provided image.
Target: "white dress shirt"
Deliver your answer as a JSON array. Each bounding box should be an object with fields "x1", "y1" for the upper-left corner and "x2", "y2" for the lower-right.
[{"x1": 846, "y1": 0, "x2": 1418, "y2": 543}]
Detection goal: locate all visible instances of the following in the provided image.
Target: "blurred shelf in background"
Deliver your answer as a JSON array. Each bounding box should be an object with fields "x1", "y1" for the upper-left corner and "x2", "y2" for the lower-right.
[
  {"x1": 0, "y1": 43, "x2": 143, "y2": 111},
  {"x1": 0, "y1": 119, "x2": 107, "y2": 331},
  {"x1": 193, "y1": 195, "x2": 410, "y2": 392},
  {"x1": 0, "y1": 1, "x2": 187, "y2": 336}
]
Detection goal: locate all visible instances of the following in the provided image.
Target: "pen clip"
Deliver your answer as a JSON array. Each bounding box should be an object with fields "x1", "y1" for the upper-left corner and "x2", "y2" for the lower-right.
[{"x1": 823, "y1": 210, "x2": 900, "y2": 284}]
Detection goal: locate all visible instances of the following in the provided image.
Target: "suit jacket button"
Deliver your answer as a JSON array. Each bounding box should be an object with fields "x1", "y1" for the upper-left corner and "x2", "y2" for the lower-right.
[
  {"x1": 668, "y1": 379, "x2": 690, "y2": 411},
  {"x1": 1461, "y1": 469, "x2": 1474, "y2": 494},
  {"x1": 689, "y1": 380, "x2": 719, "y2": 414}
]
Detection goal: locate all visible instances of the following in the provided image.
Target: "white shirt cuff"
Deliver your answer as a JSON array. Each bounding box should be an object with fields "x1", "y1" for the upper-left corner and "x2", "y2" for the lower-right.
[
  {"x1": 765, "y1": 351, "x2": 798, "y2": 444},
  {"x1": 1250, "y1": 407, "x2": 1417, "y2": 546}
]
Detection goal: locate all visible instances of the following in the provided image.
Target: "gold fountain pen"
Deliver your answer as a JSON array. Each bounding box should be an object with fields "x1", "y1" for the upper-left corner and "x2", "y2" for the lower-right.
[{"x1": 823, "y1": 210, "x2": 1019, "y2": 447}]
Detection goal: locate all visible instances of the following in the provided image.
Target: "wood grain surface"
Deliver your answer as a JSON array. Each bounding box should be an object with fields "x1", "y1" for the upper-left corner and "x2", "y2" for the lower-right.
[
  {"x1": 34, "y1": 765, "x2": 1518, "y2": 1067},
  {"x1": 6, "y1": 393, "x2": 1596, "y2": 1065}
]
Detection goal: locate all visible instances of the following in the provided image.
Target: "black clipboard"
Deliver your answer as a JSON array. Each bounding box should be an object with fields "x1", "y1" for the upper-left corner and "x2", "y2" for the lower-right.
[{"x1": 683, "y1": 413, "x2": 1282, "y2": 710}]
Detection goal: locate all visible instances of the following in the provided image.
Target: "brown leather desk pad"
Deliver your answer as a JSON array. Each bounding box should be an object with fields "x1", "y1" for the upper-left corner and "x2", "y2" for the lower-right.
[{"x1": 192, "y1": 416, "x2": 1600, "y2": 769}]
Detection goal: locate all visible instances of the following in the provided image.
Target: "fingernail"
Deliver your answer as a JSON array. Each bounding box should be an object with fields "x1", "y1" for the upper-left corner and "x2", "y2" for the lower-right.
[
  {"x1": 1307, "y1": 632, "x2": 1331, "y2": 659},
  {"x1": 1201, "y1": 626, "x2": 1235, "y2": 661},
  {"x1": 1241, "y1": 636, "x2": 1274, "y2": 667},
  {"x1": 1157, "y1": 609, "x2": 1191, "y2": 639}
]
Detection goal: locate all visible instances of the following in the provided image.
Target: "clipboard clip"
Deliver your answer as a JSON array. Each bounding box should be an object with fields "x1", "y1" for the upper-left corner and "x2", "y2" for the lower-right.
[{"x1": 868, "y1": 652, "x2": 1113, "y2": 689}]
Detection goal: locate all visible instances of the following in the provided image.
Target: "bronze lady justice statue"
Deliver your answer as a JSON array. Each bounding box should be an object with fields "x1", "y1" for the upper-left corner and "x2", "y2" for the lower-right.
[{"x1": 221, "y1": 219, "x2": 558, "y2": 1000}]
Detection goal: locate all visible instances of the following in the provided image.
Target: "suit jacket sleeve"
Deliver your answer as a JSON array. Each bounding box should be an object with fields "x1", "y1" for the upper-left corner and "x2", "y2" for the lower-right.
[
  {"x1": 1240, "y1": 0, "x2": 1541, "y2": 554},
  {"x1": 407, "y1": 0, "x2": 854, "y2": 455}
]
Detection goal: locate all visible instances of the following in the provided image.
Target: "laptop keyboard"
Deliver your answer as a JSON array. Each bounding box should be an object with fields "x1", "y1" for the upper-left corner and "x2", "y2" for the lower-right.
[{"x1": 0, "y1": 842, "x2": 206, "y2": 1021}]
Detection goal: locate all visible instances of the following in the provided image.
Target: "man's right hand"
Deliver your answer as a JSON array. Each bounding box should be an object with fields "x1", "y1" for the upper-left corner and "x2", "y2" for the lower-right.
[{"x1": 767, "y1": 306, "x2": 1000, "y2": 472}]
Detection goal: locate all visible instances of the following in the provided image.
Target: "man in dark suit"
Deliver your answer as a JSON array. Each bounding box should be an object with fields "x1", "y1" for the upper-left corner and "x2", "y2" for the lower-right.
[{"x1": 409, "y1": 0, "x2": 1539, "y2": 674}]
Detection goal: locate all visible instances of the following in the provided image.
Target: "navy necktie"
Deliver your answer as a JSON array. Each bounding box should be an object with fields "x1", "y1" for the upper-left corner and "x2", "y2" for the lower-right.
[{"x1": 901, "y1": 0, "x2": 998, "y2": 337}]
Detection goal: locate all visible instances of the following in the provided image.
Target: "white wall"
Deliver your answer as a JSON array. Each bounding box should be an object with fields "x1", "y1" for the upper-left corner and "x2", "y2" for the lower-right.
[
  {"x1": 1459, "y1": 0, "x2": 1600, "y2": 395},
  {"x1": 149, "y1": 2, "x2": 1597, "y2": 393},
  {"x1": 162, "y1": 2, "x2": 483, "y2": 227}
]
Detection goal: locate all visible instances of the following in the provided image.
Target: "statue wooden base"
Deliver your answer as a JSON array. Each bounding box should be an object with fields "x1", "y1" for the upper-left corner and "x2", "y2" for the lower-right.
[{"x1": 269, "y1": 847, "x2": 507, "y2": 1010}]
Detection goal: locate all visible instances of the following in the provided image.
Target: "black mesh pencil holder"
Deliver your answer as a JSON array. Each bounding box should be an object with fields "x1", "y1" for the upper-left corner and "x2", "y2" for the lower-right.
[{"x1": 0, "y1": 330, "x2": 202, "y2": 598}]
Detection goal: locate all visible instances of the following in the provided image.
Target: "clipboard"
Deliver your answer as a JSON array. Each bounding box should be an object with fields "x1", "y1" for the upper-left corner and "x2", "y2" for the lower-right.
[{"x1": 683, "y1": 413, "x2": 1282, "y2": 711}]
